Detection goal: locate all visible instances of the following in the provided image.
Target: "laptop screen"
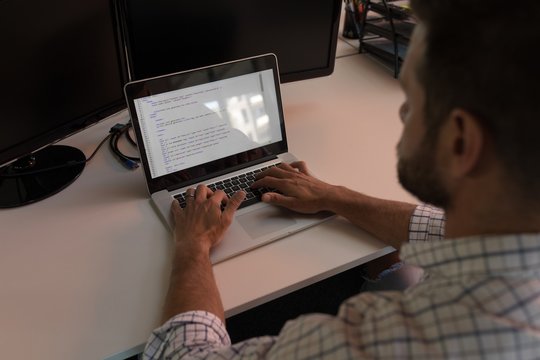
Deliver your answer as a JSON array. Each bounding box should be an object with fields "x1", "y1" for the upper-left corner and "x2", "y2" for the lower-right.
[{"x1": 125, "y1": 54, "x2": 288, "y2": 193}]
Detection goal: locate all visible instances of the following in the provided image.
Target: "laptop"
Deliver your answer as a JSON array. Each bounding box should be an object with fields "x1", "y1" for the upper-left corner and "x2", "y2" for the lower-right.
[{"x1": 124, "y1": 54, "x2": 333, "y2": 263}]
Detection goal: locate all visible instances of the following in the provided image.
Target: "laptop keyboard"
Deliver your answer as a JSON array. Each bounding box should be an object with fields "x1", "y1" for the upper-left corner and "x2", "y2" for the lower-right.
[{"x1": 174, "y1": 164, "x2": 280, "y2": 210}]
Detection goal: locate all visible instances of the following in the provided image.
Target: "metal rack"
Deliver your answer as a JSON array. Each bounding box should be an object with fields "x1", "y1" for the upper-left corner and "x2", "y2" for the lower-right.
[{"x1": 355, "y1": 0, "x2": 416, "y2": 77}]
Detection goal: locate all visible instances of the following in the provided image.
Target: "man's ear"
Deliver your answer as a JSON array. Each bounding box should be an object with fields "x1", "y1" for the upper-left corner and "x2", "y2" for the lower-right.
[{"x1": 445, "y1": 108, "x2": 485, "y2": 179}]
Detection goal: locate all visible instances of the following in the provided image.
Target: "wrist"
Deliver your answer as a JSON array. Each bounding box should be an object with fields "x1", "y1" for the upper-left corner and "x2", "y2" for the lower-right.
[
  {"x1": 171, "y1": 243, "x2": 212, "y2": 277},
  {"x1": 323, "y1": 185, "x2": 353, "y2": 214},
  {"x1": 174, "y1": 235, "x2": 212, "y2": 260}
]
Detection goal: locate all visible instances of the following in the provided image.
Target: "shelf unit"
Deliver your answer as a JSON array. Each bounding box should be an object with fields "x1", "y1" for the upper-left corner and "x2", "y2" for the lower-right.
[{"x1": 356, "y1": 0, "x2": 415, "y2": 77}]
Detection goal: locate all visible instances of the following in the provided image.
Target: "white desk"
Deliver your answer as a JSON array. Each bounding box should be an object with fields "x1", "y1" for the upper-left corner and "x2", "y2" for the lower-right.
[{"x1": 0, "y1": 46, "x2": 415, "y2": 359}]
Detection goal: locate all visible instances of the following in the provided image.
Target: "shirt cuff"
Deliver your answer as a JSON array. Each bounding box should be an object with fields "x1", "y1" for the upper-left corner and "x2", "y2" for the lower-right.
[
  {"x1": 408, "y1": 204, "x2": 445, "y2": 243},
  {"x1": 143, "y1": 311, "x2": 231, "y2": 359}
]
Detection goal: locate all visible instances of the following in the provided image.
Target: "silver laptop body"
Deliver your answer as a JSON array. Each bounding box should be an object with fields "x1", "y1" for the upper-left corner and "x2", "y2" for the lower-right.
[{"x1": 124, "y1": 54, "x2": 333, "y2": 263}]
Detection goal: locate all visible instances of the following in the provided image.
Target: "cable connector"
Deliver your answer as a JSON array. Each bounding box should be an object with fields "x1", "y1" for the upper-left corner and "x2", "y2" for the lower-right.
[
  {"x1": 110, "y1": 123, "x2": 128, "y2": 134},
  {"x1": 120, "y1": 158, "x2": 140, "y2": 170}
]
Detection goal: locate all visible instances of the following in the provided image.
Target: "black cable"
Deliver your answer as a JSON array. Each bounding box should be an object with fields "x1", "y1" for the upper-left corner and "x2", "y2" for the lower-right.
[
  {"x1": 88, "y1": 133, "x2": 113, "y2": 162},
  {"x1": 113, "y1": 127, "x2": 139, "y2": 161},
  {"x1": 108, "y1": 123, "x2": 140, "y2": 169},
  {"x1": 125, "y1": 123, "x2": 137, "y2": 147},
  {"x1": 0, "y1": 133, "x2": 112, "y2": 178}
]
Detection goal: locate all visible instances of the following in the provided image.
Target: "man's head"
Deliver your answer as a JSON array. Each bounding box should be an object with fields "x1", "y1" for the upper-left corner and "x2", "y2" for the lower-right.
[{"x1": 397, "y1": 0, "x2": 540, "y2": 211}]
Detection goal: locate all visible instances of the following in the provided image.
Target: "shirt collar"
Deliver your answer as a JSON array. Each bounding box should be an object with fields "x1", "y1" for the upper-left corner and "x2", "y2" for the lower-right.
[{"x1": 401, "y1": 233, "x2": 540, "y2": 277}]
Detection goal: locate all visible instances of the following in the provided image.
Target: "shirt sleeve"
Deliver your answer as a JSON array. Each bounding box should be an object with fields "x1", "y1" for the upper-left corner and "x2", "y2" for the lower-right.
[
  {"x1": 142, "y1": 308, "x2": 375, "y2": 359},
  {"x1": 408, "y1": 204, "x2": 445, "y2": 243},
  {"x1": 143, "y1": 311, "x2": 277, "y2": 360}
]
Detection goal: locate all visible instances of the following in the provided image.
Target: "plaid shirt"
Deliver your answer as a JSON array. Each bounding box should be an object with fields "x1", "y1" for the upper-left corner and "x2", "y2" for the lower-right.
[{"x1": 144, "y1": 204, "x2": 540, "y2": 359}]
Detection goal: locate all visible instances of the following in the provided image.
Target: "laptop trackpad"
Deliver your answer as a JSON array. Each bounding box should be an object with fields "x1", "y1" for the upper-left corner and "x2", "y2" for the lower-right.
[{"x1": 237, "y1": 206, "x2": 297, "y2": 239}]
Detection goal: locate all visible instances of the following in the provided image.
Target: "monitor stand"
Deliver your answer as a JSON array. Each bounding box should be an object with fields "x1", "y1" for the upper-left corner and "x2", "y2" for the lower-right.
[{"x1": 0, "y1": 145, "x2": 86, "y2": 208}]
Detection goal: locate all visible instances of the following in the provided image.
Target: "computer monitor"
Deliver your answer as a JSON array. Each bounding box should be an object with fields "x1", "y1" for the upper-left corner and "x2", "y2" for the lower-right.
[
  {"x1": 0, "y1": 0, "x2": 127, "y2": 208},
  {"x1": 116, "y1": 0, "x2": 342, "y2": 83}
]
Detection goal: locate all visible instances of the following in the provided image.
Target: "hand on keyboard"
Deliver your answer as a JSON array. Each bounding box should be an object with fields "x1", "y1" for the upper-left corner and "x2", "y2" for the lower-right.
[
  {"x1": 172, "y1": 184, "x2": 245, "y2": 253},
  {"x1": 174, "y1": 164, "x2": 280, "y2": 210},
  {"x1": 251, "y1": 161, "x2": 337, "y2": 214}
]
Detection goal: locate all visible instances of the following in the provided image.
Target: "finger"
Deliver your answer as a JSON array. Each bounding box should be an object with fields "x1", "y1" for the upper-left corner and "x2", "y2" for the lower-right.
[
  {"x1": 251, "y1": 176, "x2": 286, "y2": 191},
  {"x1": 289, "y1": 161, "x2": 311, "y2": 175},
  {"x1": 222, "y1": 191, "x2": 246, "y2": 221},
  {"x1": 195, "y1": 184, "x2": 210, "y2": 201},
  {"x1": 171, "y1": 199, "x2": 182, "y2": 216},
  {"x1": 185, "y1": 187, "x2": 196, "y2": 202},
  {"x1": 277, "y1": 162, "x2": 297, "y2": 172},
  {"x1": 210, "y1": 189, "x2": 228, "y2": 205},
  {"x1": 261, "y1": 192, "x2": 296, "y2": 209},
  {"x1": 171, "y1": 200, "x2": 185, "y2": 227},
  {"x1": 255, "y1": 166, "x2": 295, "y2": 181}
]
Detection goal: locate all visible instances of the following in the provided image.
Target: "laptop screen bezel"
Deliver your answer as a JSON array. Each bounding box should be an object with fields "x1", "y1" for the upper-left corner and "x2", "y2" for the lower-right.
[{"x1": 124, "y1": 53, "x2": 288, "y2": 194}]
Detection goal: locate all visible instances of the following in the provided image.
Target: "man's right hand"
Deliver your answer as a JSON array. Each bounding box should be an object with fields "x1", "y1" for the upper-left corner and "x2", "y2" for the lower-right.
[
  {"x1": 251, "y1": 161, "x2": 338, "y2": 214},
  {"x1": 253, "y1": 161, "x2": 418, "y2": 250}
]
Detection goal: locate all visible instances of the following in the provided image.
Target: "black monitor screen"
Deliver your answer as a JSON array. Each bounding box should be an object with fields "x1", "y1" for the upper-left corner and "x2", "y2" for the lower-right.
[
  {"x1": 118, "y1": 0, "x2": 342, "y2": 83},
  {"x1": 0, "y1": 0, "x2": 126, "y2": 167}
]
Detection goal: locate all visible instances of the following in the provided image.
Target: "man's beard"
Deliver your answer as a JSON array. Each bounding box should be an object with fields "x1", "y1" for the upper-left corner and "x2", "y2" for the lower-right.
[{"x1": 397, "y1": 137, "x2": 451, "y2": 209}]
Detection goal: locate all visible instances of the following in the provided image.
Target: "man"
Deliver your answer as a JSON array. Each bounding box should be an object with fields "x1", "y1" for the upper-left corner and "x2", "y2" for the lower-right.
[{"x1": 144, "y1": 0, "x2": 540, "y2": 358}]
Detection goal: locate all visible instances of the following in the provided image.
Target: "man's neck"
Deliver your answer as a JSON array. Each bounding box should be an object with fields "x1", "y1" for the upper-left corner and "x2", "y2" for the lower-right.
[{"x1": 444, "y1": 197, "x2": 540, "y2": 239}]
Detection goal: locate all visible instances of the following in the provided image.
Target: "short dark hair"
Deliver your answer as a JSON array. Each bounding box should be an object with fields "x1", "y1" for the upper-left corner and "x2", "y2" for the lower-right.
[{"x1": 410, "y1": 0, "x2": 540, "y2": 201}]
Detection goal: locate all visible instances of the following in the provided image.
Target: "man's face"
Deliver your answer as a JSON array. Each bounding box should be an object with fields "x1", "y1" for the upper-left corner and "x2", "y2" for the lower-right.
[{"x1": 396, "y1": 24, "x2": 451, "y2": 209}]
